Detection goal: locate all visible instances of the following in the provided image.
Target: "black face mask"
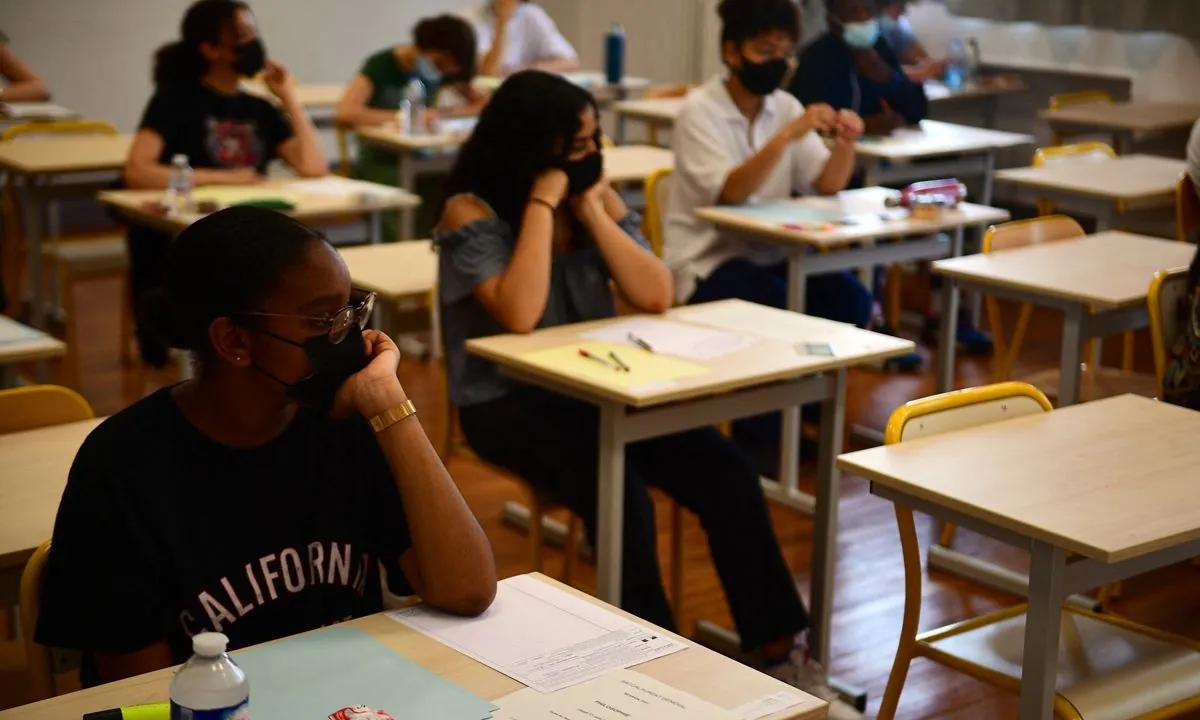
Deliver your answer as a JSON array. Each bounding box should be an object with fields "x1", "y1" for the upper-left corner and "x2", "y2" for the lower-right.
[
  {"x1": 561, "y1": 152, "x2": 604, "y2": 195},
  {"x1": 254, "y1": 324, "x2": 369, "y2": 414},
  {"x1": 233, "y1": 38, "x2": 267, "y2": 78},
  {"x1": 736, "y1": 56, "x2": 789, "y2": 96}
]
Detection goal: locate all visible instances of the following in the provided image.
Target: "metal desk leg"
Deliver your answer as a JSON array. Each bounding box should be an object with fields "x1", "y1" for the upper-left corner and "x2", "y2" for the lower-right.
[
  {"x1": 1058, "y1": 306, "x2": 1085, "y2": 407},
  {"x1": 22, "y1": 179, "x2": 45, "y2": 329},
  {"x1": 595, "y1": 402, "x2": 626, "y2": 605},
  {"x1": 398, "y1": 155, "x2": 417, "y2": 241},
  {"x1": 1116, "y1": 130, "x2": 1134, "y2": 156},
  {"x1": 935, "y1": 231, "x2": 964, "y2": 394},
  {"x1": 368, "y1": 210, "x2": 382, "y2": 245},
  {"x1": 616, "y1": 114, "x2": 628, "y2": 145},
  {"x1": 1020, "y1": 541, "x2": 1066, "y2": 720},
  {"x1": 983, "y1": 95, "x2": 998, "y2": 130},
  {"x1": 776, "y1": 254, "x2": 809, "y2": 490},
  {"x1": 808, "y1": 369, "x2": 846, "y2": 667}
]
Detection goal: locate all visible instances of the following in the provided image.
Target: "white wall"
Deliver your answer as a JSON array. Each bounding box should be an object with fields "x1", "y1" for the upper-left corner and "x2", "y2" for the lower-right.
[{"x1": 0, "y1": 0, "x2": 463, "y2": 132}]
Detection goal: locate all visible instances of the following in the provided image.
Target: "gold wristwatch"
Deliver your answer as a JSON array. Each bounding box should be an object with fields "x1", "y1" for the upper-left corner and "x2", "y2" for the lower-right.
[{"x1": 369, "y1": 399, "x2": 417, "y2": 433}]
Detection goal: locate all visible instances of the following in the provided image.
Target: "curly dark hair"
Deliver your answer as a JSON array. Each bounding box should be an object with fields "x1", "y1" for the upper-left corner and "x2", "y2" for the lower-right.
[{"x1": 439, "y1": 70, "x2": 599, "y2": 230}]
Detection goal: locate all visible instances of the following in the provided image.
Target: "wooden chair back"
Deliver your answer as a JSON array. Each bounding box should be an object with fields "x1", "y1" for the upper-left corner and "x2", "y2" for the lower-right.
[
  {"x1": 1148, "y1": 266, "x2": 1193, "y2": 400},
  {"x1": 1177, "y1": 175, "x2": 1200, "y2": 244},
  {"x1": 19, "y1": 541, "x2": 80, "y2": 701},
  {"x1": 981, "y1": 217, "x2": 1087, "y2": 381},
  {"x1": 0, "y1": 385, "x2": 94, "y2": 435},
  {"x1": 1031, "y1": 143, "x2": 1116, "y2": 216},
  {"x1": 1048, "y1": 91, "x2": 1116, "y2": 146},
  {"x1": 643, "y1": 168, "x2": 673, "y2": 259}
]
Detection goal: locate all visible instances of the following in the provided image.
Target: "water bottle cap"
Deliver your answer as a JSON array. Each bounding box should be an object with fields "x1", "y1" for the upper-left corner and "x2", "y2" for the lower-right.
[
  {"x1": 171, "y1": 154, "x2": 188, "y2": 165},
  {"x1": 193, "y1": 632, "x2": 229, "y2": 657}
]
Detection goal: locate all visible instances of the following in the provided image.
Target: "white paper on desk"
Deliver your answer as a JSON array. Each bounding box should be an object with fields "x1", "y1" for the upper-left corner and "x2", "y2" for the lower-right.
[
  {"x1": 387, "y1": 575, "x2": 686, "y2": 693},
  {"x1": 730, "y1": 691, "x2": 807, "y2": 720},
  {"x1": 287, "y1": 177, "x2": 395, "y2": 198},
  {"x1": 580, "y1": 317, "x2": 760, "y2": 361},
  {"x1": 494, "y1": 669, "x2": 736, "y2": 720},
  {"x1": 0, "y1": 317, "x2": 47, "y2": 346},
  {"x1": 0, "y1": 102, "x2": 75, "y2": 119}
]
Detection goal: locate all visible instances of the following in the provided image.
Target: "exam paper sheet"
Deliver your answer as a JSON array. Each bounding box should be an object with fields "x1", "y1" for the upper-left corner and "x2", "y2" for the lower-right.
[
  {"x1": 580, "y1": 317, "x2": 760, "y2": 361},
  {"x1": 387, "y1": 575, "x2": 686, "y2": 693},
  {"x1": 493, "y1": 669, "x2": 736, "y2": 720}
]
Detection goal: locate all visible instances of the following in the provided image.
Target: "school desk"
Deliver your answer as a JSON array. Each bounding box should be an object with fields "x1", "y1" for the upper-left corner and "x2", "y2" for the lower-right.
[
  {"x1": 0, "y1": 573, "x2": 824, "y2": 720},
  {"x1": 1038, "y1": 101, "x2": 1200, "y2": 154},
  {"x1": 338, "y1": 240, "x2": 439, "y2": 351},
  {"x1": 468, "y1": 299, "x2": 914, "y2": 668},
  {"x1": 602, "y1": 144, "x2": 674, "y2": 183},
  {"x1": 923, "y1": 76, "x2": 1027, "y2": 129},
  {"x1": 0, "y1": 316, "x2": 65, "y2": 386},
  {"x1": 0, "y1": 102, "x2": 79, "y2": 130},
  {"x1": 994, "y1": 154, "x2": 1187, "y2": 231},
  {"x1": 475, "y1": 71, "x2": 651, "y2": 104},
  {"x1": 97, "y1": 176, "x2": 418, "y2": 243},
  {"x1": 0, "y1": 133, "x2": 131, "y2": 332},
  {"x1": 837, "y1": 394, "x2": 1200, "y2": 720},
  {"x1": 854, "y1": 120, "x2": 1034, "y2": 207},
  {"x1": 930, "y1": 230, "x2": 1194, "y2": 404}
]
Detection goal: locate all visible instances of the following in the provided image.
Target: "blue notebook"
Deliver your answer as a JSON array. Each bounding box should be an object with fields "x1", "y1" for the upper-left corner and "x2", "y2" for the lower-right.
[{"x1": 233, "y1": 626, "x2": 497, "y2": 720}]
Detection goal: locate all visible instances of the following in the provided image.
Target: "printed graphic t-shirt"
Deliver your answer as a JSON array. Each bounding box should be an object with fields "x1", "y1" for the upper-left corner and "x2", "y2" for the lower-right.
[
  {"x1": 137, "y1": 81, "x2": 294, "y2": 174},
  {"x1": 36, "y1": 387, "x2": 412, "y2": 684}
]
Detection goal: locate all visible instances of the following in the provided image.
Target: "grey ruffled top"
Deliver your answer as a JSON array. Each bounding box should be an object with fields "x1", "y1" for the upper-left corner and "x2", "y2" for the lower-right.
[{"x1": 435, "y1": 195, "x2": 650, "y2": 407}]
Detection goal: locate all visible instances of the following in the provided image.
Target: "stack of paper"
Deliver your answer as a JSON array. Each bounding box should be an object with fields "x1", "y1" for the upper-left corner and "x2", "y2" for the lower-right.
[
  {"x1": 0, "y1": 102, "x2": 77, "y2": 120},
  {"x1": 389, "y1": 575, "x2": 686, "y2": 694},
  {"x1": 580, "y1": 317, "x2": 760, "y2": 361},
  {"x1": 0, "y1": 316, "x2": 49, "y2": 346},
  {"x1": 234, "y1": 626, "x2": 496, "y2": 720},
  {"x1": 494, "y1": 669, "x2": 736, "y2": 720},
  {"x1": 716, "y1": 202, "x2": 850, "y2": 227}
]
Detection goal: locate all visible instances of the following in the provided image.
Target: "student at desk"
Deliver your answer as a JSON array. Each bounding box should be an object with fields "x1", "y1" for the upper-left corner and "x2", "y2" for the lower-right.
[
  {"x1": 122, "y1": 0, "x2": 325, "y2": 368},
  {"x1": 878, "y1": 0, "x2": 946, "y2": 83},
  {"x1": 665, "y1": 0, "x2": 879, "y2": 468},
  {"x1": 789, "y1": 0, "x2": 927, "y2": 137},
  {"x1": 336, "y1": 14, "x2": 483, "y2": 241},
  {"x1": 1165, "y1": 247, "x2": 1200, "y2": 410},
  {"x1": 435, "y1": 70, "x2": 860, "y2": 719},
  {"x1": 462, "y1": 0, "x2": 579, "y2": 77},
  {"x1": 37, "y1": 207, "x2": 496, "y2": 686}
]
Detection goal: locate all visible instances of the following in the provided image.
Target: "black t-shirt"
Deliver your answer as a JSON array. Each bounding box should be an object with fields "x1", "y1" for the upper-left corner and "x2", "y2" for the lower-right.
[
  {"x1": 137, "y1": 81, "x2": 294, "y2": 174},
  {"x1": 35, "y1": 387, "x2": 412, "y2": 682}
]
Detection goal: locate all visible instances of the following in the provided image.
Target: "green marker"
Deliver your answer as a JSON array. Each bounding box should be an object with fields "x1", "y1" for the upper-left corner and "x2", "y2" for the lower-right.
[{"x1": 83, "y1": 702, "x2": 169, "y2": 720}]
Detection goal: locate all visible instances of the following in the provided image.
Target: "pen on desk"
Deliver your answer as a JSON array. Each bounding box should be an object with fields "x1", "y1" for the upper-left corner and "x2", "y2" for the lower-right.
[
  {"x1": 579, "y1": 348, "x2": 620, "y2": 370},
  {"x1": 627, "y1": 332, "x2": 654, "y2": 353},
  {"x1": 608, "y1": 350, "x2": 631, "y2": 372}
]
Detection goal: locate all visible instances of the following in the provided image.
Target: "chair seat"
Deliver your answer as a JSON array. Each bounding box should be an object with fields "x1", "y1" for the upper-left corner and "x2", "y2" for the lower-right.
[
  {"x1": 926, "y1": 608, "x2": 1200, "y2": 720},
  {"x1": 42, "y1": 236, "x2": 128, "y2": 275},
  {"x1": 1021, "y1": 367, "x2": 1157, "y2": 403}
]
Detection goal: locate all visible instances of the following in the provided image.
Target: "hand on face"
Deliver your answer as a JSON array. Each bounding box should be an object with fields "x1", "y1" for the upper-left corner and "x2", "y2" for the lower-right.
[
  {"x1": 263, "y1": 59, "x2": 293, "y2": 99},
  {"x1": 531, "y1": 168, "x2": 570, "y2": 208},
  {"x1": 332, "y1": 329, "x2": 404, "y2": 419},
  {"x1": 569, "y1": 178, "x2": 610, "y2": 223}
]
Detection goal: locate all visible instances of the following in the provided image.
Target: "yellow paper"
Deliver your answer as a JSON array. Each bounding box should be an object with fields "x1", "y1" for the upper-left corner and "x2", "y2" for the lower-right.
[
  {"x1": 519, "y1": 341, "x2": 708, "y2": 391},
  {"x1": 192, "y1": 186, "x2": 303, "y2": 206}
]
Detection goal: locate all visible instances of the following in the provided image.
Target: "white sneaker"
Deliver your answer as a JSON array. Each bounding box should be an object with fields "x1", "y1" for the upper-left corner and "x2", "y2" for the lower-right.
[{"x1": 763, "y1": 650, "x2": 864, "y2": 720}]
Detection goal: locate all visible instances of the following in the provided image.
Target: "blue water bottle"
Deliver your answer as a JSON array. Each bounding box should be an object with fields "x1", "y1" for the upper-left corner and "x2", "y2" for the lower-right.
[
  {"x1": 944, "y1": 38, "x2": 966, "y2": 90},
  {"x1": 605, "y1": 23, "x2": 625, "y2": 86}
]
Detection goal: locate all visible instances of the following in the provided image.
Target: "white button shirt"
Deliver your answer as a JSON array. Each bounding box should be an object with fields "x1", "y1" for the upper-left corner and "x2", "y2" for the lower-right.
[
  {"x1": 460, "y1": 2, "x2": 578, "y2": 76},
  {"x1": 664, "y1": 75, "x2": 832, "y2": 303}
]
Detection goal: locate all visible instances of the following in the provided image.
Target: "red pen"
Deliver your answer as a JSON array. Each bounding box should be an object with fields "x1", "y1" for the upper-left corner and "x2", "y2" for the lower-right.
[{"x1": 579, "y1": 349, "x2": 619, "y2": 370}]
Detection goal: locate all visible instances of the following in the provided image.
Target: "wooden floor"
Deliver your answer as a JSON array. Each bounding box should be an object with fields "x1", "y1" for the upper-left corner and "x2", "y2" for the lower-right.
[{"x1": 4, "y1": 274, "x2": 1200, "y2": 719}]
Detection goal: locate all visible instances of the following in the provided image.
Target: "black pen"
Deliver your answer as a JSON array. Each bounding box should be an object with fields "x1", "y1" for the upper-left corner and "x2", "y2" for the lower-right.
[
  {"x1": 627, "y1": 332, "x2": 654, "y2": 353},
  {"x1": 608, "y1": 350, "x2": 631, "y2": 372}
]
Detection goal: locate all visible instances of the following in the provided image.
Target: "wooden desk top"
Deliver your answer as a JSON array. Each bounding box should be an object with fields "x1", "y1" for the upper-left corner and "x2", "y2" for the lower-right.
[
  {"x1": 0, "y1": 133, "x2": 131, "y2": 175},
  {"x1": 924, "y1": 76, "x2": 1026, "y2": 103},
  {"x1": 604, "y1": 145, "x2": 674, "y2": 183},
  {"x1": 0, "y1": 418, "x2": 101, "y2": 569},
  {"x1": 855, "y1": 120, "x2": 1033, "y2": 161},
  {"x1": 993, "y1": 154, "x2": 1186, "y2": 205},
  {"x1": 356, "y1": 124, "x2": 470, "y2": 153},
  {"x1": 1038, "y1": 101, "x2": 1200, "y2": 133},
  {"x1": 339, "y1": 240, "x2": 437, "y2": 302},
  {"x1": 0, "y1": 316, "x2": 66, "y2": 365},
  {"x1": 695, "y1": 186, "x2": 1010, "y2": 251},
  {"x1": 0, "y1": 573, "x2": 823, "y2": 720},
  {"x1": 838, "y1": 394, "x2": 1200, "y2": 564},
  {"x1": 930, "y1": 231, "x2": 1193, "y2": 310},
  {"x1": 613, "y1": 97, "x2": 685, "y2": 123},
  {"x1": 241, "y1": 81, "x2": 345, "y2": 109},
  {"x1": 98, "y1": 177, "x2": 420, "y2": 236},
  {"x1": 468, "y1": 299, "x2": 914, "y2": 408}
]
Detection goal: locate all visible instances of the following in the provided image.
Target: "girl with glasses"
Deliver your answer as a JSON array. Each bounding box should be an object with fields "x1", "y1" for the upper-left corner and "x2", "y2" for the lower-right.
[{"x1": 37, "y1": 207, "x2": 496, "y2": 686}]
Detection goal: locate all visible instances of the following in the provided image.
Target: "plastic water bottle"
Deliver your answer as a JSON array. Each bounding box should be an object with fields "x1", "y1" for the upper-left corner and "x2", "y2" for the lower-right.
[
  {"x1": 169, "y1": 632, "x2": 250, "y2": 720},
  {"x1": 398, "y1": 80, "x2": 428, "y2": 136},
  {"x1": 605, "y1": 23, "x2": 625, "y2": 86},
  {"x1": 165, "y1": 154, "x2": 194, "y2": 216},
  {"x1": 944, "y1": 38, "x2": 966, "y2": 91}
]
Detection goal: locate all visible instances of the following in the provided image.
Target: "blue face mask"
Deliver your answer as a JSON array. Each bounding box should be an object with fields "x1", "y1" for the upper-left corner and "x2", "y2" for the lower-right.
[
  {"x1": 415, "y1": 55, "x2": 442, "y2": 86},
  {"x1": 842, "y1": 19, "x2": 881, "y2": 49}
]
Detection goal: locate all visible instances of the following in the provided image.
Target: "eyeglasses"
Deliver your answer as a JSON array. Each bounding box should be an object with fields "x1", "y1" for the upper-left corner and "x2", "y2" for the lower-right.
[{"x1": 238, "y1": 289, "x2": 376, "y2": 344}]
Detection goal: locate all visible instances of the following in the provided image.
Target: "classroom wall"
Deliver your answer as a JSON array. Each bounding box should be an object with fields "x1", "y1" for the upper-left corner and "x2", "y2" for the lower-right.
[{"x1": 0, "y1": 0, "x2": 464, "y2": 132}]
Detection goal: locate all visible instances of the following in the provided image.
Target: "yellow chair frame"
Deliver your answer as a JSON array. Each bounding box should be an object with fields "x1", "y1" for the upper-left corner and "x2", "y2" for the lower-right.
[
  {"x1": 1176, "y1": 175, "x2": 1200, "y2": 245},
  {"x1": 19, "y1": 540, "x2": 56, "y2": 700},
  {"x1": 878, "y1": 382, "x2": 1200, "y2": 719},
  {"x1": 0, "y1": 385, "x2": 94, "y2": 435},
  {"x1": 643, "y1": 167, "x2": 672, "y2": 259},
  {"x1": 1032, "y1": 142, "x2": 1118, "y2": 218},
  {"x1": 1048, "y1": 91, "x2": 1117, "y2": 147}
]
